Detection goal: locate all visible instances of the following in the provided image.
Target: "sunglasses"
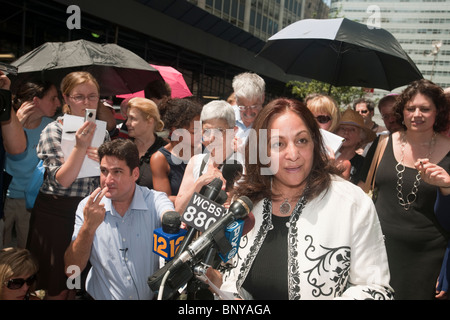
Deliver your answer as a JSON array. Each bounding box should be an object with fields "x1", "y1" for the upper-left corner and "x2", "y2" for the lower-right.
[
  {"x1": 3, "y1": 274, "x2": 36, "y2": 290},
  {"x1": 358, "y1": 110, "x2": 369, "y2": 114},
  {"x1": 315, "y1": 115, "x2": 332, "y2": 124}
]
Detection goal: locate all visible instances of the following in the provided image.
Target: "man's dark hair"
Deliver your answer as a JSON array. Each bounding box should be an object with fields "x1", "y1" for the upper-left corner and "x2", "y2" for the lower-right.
[
  {"x1": 98, "y1": 139, "x2": 139, "y2": 171},
  {"x1": 352, "y1": 97, "x2": 375, "y2": 112}
]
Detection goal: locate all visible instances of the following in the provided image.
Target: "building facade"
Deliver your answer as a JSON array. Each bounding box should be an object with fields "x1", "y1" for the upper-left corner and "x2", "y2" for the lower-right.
[
  {"x1": 330, "y1": 0, "x2": 450, "y2": 91},
  {"x1": 0, "y1": 0, "x2": 330, "y2": 102},
  {"x1": 190, "y1": 0, "x2": 329, "y2": 41}
]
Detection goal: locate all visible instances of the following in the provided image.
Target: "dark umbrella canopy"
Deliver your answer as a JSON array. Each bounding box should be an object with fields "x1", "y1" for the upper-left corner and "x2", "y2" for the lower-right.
[
  {"x1": 257, "y1": 18, "x2": 423, "y2": 91},
  {"x1": 11, "y1": 39, "x2": 162, "y2": 96}
]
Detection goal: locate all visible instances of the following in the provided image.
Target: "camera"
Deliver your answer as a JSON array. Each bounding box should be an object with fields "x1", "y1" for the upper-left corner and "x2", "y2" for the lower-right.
[{"x1": 84, "y1": 109, "x2": 96, "y2": 123}]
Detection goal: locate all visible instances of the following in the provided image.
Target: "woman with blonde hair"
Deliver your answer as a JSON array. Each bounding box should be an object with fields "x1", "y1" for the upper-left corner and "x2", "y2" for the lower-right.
[
  {"x1": 0, "y1": 247, "x2": 39, "y2": 300},
  {"x1": 306, "y1": 94, "x2": 340, "y2": 133},
  {"x1": 306, "y1": 94, "x2": 352, "y2": 179},
  {"x1": 26, "y1": 71, "x2": 110, "y2": 300},
  {"x1": 126, "y1": 97, "x2": 167, "y2": 189}
]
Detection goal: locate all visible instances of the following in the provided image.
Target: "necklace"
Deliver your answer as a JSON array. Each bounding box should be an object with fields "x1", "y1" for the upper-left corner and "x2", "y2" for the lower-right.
[
  {"x1": 271, "y1": 175, "x2": 309, "y2": 215},
  {"x1": 276, "y1": 186, "x2": 309, "y2": 216},
  {"x1": 279, "y1": 199, "x2": 292, "y2": 215},
  {"x1": 395, "y1": 132, "x2": 436, "y2": 211}
]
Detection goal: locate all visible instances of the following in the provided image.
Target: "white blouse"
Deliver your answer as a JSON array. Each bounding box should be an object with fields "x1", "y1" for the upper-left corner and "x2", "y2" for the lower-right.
[{"x1": 221, "y1": 175, "x2": 394, "y2": 300}]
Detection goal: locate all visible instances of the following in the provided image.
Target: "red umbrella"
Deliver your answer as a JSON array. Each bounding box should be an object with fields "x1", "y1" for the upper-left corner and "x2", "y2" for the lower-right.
[{"x1": 117, "y1": 64, "x2": 192, "y2": 99}]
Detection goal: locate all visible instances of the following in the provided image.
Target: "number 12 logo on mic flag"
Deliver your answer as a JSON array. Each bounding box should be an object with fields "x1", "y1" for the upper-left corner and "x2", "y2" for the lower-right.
[{"x1": 153, "y1": 228, "x2": 188, "y2": 261}]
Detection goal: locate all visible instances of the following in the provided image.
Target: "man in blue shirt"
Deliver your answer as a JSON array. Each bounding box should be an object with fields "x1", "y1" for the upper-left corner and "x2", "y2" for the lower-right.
[{"x1": 64, "y1": 139, "x2": 174, "y2": 300}]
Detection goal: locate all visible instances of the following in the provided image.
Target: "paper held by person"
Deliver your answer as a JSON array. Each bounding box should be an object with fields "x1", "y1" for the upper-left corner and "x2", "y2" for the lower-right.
[
  {"x1": 61, "y1": 114, "x2": 107, "y2": 178},
  {"x1": 320, "y1": 128, "x2": 345, "y2": 155}
]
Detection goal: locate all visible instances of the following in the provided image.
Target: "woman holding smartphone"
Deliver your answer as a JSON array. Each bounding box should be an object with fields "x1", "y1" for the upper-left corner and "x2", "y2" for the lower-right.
[{"x1": 26, "y1": 71, "x2": 110, "y2": 300}]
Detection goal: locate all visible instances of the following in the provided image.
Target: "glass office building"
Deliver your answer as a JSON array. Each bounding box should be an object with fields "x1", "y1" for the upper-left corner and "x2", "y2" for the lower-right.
[
  {"x1": 330, "y1": 0, "x2": 450, "y2": 91},
  {"x1": 189, "y1": 0, "x2": 329, "y2": 41}
]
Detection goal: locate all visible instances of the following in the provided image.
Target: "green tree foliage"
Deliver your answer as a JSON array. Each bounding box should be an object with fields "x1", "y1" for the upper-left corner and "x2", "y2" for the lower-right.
[{"x1": 287, "y1": 79, "x2": 366, "y2": 108}]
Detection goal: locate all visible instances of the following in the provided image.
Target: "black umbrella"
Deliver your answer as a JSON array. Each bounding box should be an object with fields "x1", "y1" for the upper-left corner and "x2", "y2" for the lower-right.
[
  {"x1": 257, "y1": 18, "x2": 423, "y2": 91},
  {"x1": 10, "y1": 39, "x2": 162, "y2": 96}
]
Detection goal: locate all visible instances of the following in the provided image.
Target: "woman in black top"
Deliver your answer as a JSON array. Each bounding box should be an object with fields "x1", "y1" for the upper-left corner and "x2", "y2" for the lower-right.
[
  {"x1": 151, "y1": 98, "x2": 203, "y2": 203},
  {"x1": 372, "y1": 79, "x2": 450, "y2": 299},
  {"x1": 125, "y1": 97, "x2": 167, "y2": 189}
]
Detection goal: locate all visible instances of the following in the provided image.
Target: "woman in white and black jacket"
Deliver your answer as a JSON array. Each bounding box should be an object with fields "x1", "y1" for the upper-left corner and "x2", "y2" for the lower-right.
[{"x1": 220, "y1": 98, "x2": 394, "y2": 300}]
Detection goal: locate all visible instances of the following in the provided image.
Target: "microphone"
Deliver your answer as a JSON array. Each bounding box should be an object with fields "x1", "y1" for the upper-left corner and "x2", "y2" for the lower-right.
[
  {"x1": 212, "y1": 211, "x2": 255, "y2": 263},
  {"x1": 222, "y1": 161, "x2": 243, "y2": 192},
  {"x1": 153, "y1": 211, "x2": 187, "y2": 261},
  {"x1": 214, "y1": 190, "x2": 228, "y2": 205},
  {"x1": 148, "y1": 178, "x2": 231, "y2": 300},
  {"x1": 199, "y1": 177, "x2": 223, "y2": 202},
  {"x1": 170, "y1": 196, "x2": 253, "y2": 271},
  {"x1": 176, "y1": 178, "x2": 224, "y2": 257},
  {"x1": 149, "y1": 195, "x2": 253, "y2": 300},
  {"x1": 218, "y1": 219, "x2": 245, "y2": 262}
]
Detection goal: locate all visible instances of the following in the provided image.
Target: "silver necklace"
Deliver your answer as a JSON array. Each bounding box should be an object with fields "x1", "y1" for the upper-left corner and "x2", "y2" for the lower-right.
[
  {"x1": 395, "y1": 132, "x2": 436, "y2": 211},
  {"x1": 279, "y1": 198, "x2": 292, "y2": 215},
  {"x1": 277, "y1": 186, "x2": 309, "y2": 216}
]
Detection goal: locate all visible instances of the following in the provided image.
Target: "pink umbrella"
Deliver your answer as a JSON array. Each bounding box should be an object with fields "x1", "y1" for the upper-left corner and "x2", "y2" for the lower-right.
[{"x1": 116, "y1": 64, "x2": 192, "y2": 99}]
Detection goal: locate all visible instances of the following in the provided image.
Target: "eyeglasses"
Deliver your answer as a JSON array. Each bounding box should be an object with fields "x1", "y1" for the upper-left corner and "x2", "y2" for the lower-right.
[
  {"x1": 238, "y1": 105, "x2": 261, "y2": 112},
  {"x1": 358, "y1": 109, "x2": 369, "y2": 114},
  {"x1": 4, "y1": 274, "x2": 36, "y2": 290},
  {"x1": 315, "y1": 115, "x2": 332, "y2": 124},
  {"x1": 69, "y1": 94, "x2": 99, "y2": 103},
  {"x1": 202, "y1": 128, "x2": 227, "y2": 138}
]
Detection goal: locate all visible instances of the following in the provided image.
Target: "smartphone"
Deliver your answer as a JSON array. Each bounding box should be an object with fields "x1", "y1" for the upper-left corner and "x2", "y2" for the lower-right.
[
  {"x1": 0, "y1": 62, "x2": 18, "y2": 76},
  {"x1": 85, "y1": 109, "x2": 96, "y2": 123}
]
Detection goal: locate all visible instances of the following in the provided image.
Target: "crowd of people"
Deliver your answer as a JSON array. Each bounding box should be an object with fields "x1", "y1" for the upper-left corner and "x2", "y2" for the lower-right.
[{"x1": 0, "y1": 67, "x2": 449, "y2": 300}]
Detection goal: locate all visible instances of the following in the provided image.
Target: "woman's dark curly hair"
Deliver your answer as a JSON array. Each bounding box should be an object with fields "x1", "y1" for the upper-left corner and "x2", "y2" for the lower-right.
[
  {"x1": 394, "y1": 79, "x2": 449, "y2": 133},
  {"x1": 233, "y1": 97, "x2": 341, "y2": 204},
  {"x1": 159, "y1": 98, "x2": 203, "y2": 130}
]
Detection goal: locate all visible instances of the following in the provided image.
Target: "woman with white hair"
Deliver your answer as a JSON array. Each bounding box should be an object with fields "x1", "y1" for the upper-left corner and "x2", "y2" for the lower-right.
[
  {"x1": 335, "y1": 108, "x2": 376, "y2": 184},
  {"x1": 175, "y1": 100, "x2": 242, "y2": 213}
]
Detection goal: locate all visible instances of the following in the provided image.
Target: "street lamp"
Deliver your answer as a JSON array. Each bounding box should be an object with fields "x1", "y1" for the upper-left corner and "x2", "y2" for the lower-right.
[{"x1": 428, "y1": 40, "x2": 442, "y2": 82}]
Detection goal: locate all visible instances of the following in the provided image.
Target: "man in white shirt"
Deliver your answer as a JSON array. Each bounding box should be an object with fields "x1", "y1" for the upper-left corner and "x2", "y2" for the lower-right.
[
  {"x1": 64, "y1": 139, "x2": 174, "y2": 300},
  {"x1": 232, "y1": 72, "x2": 265, "y2": 150}
]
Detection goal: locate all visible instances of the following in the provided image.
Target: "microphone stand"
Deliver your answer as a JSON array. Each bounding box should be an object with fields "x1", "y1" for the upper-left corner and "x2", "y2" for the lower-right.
[
  {"x1": 193, "y1": 263, "x2": 235, "y2": 300},
  {"x1": 185, "y1": 246, "x2": 219, "y2": 300}
]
